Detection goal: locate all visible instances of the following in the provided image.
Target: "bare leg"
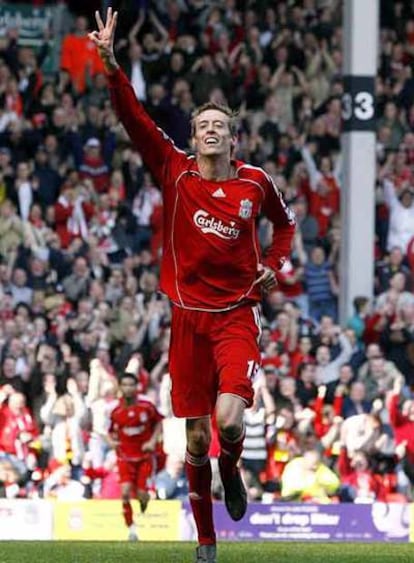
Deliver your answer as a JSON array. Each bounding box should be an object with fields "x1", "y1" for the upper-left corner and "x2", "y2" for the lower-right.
[{"x1": 215, "y1": 393, "x2": 247, "y2": 521}]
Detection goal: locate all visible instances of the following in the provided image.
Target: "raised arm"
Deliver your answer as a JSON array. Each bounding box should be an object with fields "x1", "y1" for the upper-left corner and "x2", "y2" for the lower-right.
[
  {"x1": 269, "y1": 63, "x2": 286, "y2": 91},
  {"x1": 301, "y1": 145, "x2": 322, "y2": 190},
  {"x1": 388, "y1": 376, "x2": 407, "y2": 428},
  {"x1": 329, "y1": 331, "x2": 352, "y2": 369},
  {"x1": 383, "y1": 178, "x2": 399, "y2": 209},
  {"x1": 148, "y1": 10, "x2": 170, "y2": 49},
  {"x1": 306, "y1": 50, "x2": 322, "y2": 80},
  {"x1": 128, "y1": 9, "x2": 146, "y2": 46},
  {"x1": 89, "y1": 8, "x2": 186, "y2": 186}
]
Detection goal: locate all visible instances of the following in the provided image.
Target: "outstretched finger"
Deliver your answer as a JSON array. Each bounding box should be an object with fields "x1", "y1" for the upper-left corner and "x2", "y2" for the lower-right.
[
  {"x1": 95, "y1": 10, "x2": 105, "y2": 31},
  {"x1": 109, "y1": 10, "x2": 118, "y2": 35},
  {"x1": 106, "y1": 6, "x2": 113, "y2": 28}
]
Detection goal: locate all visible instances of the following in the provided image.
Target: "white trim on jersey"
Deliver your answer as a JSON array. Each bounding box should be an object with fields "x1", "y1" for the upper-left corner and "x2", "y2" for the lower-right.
[
  {"x1": 175, "y1": 169, "x2": 191, "y2": 188},
  {"x1": 262, "y1": 170, "x2": 296, "y2": 225},
  {"x1": 236, "y1": 162, "x2": 265, "y2": 175},
  {"x1": 237, "y1": 176, "x2": 265, "y2": 196},
  {"x1": 238, "y1": 163, "x2": 295, "y2": 225},
  {"x1": 170, "y1": 299, "x2": 248, "y2": 313}
]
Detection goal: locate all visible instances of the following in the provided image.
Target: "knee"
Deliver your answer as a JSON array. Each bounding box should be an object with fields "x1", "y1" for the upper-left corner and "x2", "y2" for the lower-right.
[
  {"x1": 217, "y1": 419, "x2": 243, "y2": 441},
  {"x1": 187, "y1": 426, "x2": 211, "y2": 455}
]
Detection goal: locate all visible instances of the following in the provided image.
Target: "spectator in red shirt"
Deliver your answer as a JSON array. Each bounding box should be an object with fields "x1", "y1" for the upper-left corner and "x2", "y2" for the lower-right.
[
  {"x1": 54, "y1": 184, "x2": 75, "y2": 248},
  {"x1": 0, "y1": 390, "x2": 38, "y2": 467},
  {"x1": 300, "y1": 141, "x2": 341, "y2": 238},
  {"x1": 275, "y1": 258, "x2": 307, "y2": 316},
  {"x1": 79, "y1": 138, "x2": 110, "y2": 194},
  {"x1": 270, "y1": 310, "x2": 297, "y2": 354},
  {"x1": 338, "y1": 447, "x2": 387, "y2": 502},
  {"x1": 54, "y1": 183, "x2": 95, "y2": 248},
  {"x1": 387, "y1": 375, "x2": 414, "y2": 487},
  {"x1": 290, "y1": 336, "x2": 314, "y2": 378}
]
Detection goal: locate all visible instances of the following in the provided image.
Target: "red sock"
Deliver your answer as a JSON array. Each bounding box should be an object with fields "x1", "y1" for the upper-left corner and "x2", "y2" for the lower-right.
[
  {"x1": 218, "y1": 430, "x2": 245, "y2": 481},
  {"x1": 185, "y1": 450, "x2": 216, "y2": 545},
  {"x1": 122, "y1": 500, "x2": 133, "y2": 527}
]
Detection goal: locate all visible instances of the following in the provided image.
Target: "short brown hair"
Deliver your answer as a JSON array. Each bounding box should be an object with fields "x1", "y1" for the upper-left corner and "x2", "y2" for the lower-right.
[
  {"x1": 353, "y1": 296, "x2": 369, "y2": 313},
  {"x1": 190, "y1": 101, "x2": 238, "y2": 137}
]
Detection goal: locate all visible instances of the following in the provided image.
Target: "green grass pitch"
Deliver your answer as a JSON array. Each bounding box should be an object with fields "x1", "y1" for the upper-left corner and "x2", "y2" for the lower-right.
[{"x1": 0, "y1": 542, "x2": 413, "y2": 563}]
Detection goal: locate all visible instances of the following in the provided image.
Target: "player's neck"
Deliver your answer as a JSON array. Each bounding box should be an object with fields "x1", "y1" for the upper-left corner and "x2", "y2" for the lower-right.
[
  {"x1": 197, "y1": 154, "x2": 235, "y2": 181},
  {"x1": 124, "y1": 396, "x2": 136, "y2": 406}
]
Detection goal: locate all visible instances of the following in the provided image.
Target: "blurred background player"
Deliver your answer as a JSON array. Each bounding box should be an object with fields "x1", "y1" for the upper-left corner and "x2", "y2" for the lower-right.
[{"x1": 106, "y1": 357, "x2": 163, "y2": 541}]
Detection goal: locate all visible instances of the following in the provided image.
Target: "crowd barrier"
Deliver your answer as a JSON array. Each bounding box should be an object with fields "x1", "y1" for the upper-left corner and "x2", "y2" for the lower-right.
[{"x1": 0, "y1": 500, "x2": 411, "y2": 542}]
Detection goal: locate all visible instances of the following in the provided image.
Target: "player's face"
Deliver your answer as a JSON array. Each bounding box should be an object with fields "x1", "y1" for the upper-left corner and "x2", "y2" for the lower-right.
[
  {"x1": 120, "y1": 378, "x2": 137, "y2": 399},
  {"x1": 192, "y1": 109, "x2": 235, "y2": 157}
]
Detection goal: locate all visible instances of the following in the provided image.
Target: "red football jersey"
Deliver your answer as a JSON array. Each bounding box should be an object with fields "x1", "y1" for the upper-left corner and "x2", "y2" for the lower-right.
[
  {"x1": 109, "y1": 396, "x2": 163, "y2": 461},
  {"x1": 108, "y1": 69, "x2": 295, "y2": 311}
]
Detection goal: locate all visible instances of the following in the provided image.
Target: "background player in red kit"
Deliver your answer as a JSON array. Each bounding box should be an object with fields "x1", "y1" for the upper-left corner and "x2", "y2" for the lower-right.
[
  {"x1": 90, "y1": 8, "x2": 295, "y2": 562},
  {"x1": 107, "y1": 370, "x2": 163, "y2": 541}
]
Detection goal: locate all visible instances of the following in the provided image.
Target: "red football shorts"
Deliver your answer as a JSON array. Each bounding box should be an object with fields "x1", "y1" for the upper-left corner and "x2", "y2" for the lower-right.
[
  {"x1": 117, "y1": 457, "x2": 153, "y2": 490},
  {"x1": 169, "y1": 303, "x2": 261, "y2": 418}
]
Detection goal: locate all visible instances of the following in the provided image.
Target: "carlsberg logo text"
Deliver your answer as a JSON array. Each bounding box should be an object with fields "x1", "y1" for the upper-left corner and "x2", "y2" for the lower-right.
[{"x1": 193, "y1": 210, "x2": 240, "y2": 240}]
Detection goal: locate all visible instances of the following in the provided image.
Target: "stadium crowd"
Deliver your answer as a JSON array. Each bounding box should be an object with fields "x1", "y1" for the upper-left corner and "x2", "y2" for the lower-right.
[{"x1": 0, "y1": 0, "x2": 414, "y2": 507}]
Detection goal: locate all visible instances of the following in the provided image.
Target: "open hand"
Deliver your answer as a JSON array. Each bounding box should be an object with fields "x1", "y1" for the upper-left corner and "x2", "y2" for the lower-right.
[{"x1": 88, "y1": 7, "x2": 119, "y2": 72}]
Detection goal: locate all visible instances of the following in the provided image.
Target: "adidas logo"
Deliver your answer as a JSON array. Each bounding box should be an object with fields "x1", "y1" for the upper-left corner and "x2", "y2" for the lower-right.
[{"x1": 212, "y1": 187, "x2": 226, "y2": 198}]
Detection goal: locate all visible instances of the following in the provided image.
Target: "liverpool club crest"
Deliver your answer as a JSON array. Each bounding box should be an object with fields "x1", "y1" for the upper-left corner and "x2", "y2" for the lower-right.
[{"x1": 239, "y1": 199, "x2": 253, "y2": 219}]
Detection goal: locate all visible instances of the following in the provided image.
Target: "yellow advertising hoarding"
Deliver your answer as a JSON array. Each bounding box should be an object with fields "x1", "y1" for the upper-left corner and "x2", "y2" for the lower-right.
[{"x1": 53, "y1": 500, "x2": 181, "y2": 541}]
